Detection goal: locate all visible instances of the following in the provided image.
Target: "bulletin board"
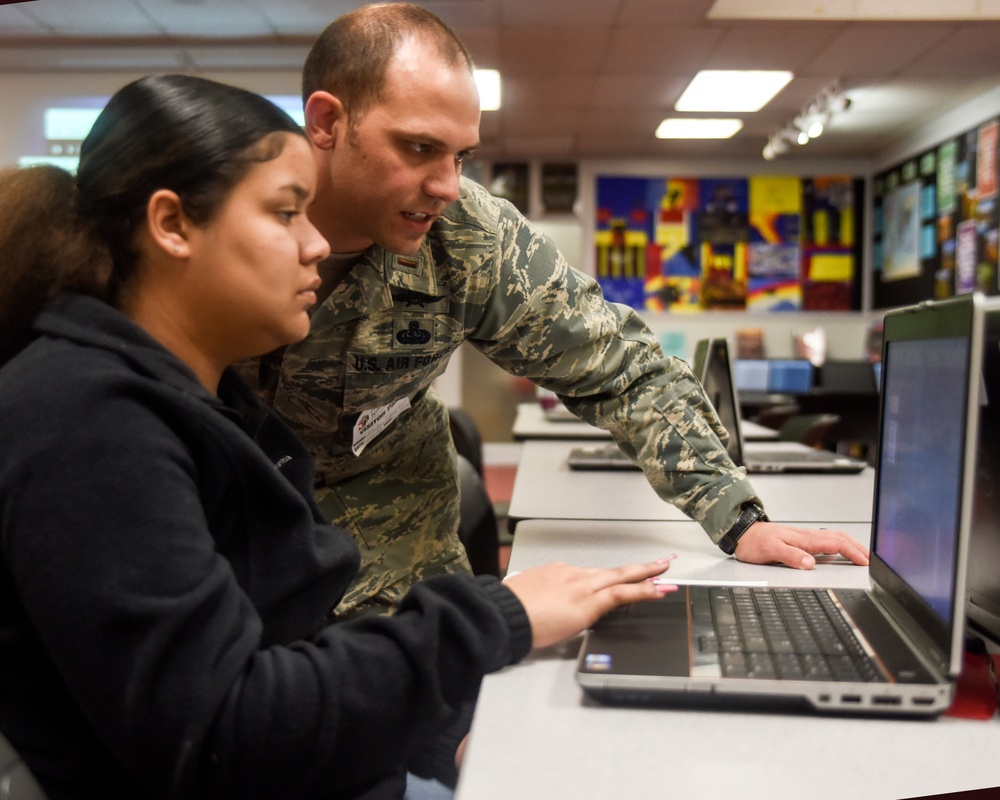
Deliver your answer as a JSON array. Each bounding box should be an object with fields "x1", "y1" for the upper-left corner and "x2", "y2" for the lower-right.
[
  {"x1": 872, "y1": 116, "x2": 1000, "y2": 309},
  {"x1": 594, "y1": 174, "x2": 863, "y2": 313}
]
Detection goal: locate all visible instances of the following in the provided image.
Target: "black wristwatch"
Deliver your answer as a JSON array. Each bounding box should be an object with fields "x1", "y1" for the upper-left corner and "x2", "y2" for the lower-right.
[{"x1": 718, "y1": 502, "x2": 769, "y2": 555}]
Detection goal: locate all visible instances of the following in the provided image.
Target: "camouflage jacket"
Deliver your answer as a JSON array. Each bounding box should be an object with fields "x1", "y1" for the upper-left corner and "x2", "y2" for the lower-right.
[{"x1": 252, "y1": 177, "x2": 761, "y2": 614}]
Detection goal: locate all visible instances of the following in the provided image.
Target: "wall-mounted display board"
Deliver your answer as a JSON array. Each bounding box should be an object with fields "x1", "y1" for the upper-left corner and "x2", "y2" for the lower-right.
[
  {"x1": 872, "y1": 117, "x2": 999, "y2": 309},
  {"x1": 595, "y1": 175, "x2": 863, "y2": 313}
]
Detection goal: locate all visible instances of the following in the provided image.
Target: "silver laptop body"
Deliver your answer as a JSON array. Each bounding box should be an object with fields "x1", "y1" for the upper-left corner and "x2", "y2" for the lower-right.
[{"x1": 577, "y1": 294, "x2": 988, "y2": 717}]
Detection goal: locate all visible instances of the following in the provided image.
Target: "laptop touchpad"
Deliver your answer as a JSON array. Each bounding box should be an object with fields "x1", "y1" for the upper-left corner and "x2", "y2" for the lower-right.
[{"x1": 586, "y1": 594, "x2": 690, "y2": 677}]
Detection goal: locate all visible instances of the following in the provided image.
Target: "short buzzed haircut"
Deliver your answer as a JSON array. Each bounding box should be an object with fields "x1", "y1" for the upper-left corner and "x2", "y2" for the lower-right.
[{"x1": 302, "y1": 2, "x2": 475, "y2": 119}]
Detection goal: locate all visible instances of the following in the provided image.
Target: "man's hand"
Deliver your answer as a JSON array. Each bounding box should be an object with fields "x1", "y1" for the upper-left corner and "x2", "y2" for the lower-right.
[
  {"x1": 733, "y1": 521, "x2": 869, "y2": 570},
  {"x1": 503, "y1": 559, "x2": 675, "y2": 649}
]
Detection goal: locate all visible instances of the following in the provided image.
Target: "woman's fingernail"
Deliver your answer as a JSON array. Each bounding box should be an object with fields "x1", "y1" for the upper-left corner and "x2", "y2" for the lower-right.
[{"x1": 656, "y1": 583, "x2": 679, "y2": 594}]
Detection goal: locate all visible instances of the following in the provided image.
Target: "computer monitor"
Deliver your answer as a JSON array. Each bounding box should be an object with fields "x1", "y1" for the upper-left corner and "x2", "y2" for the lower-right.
[{"x1": 967, "y1": 303, "x2": 1000, "y2": 644}]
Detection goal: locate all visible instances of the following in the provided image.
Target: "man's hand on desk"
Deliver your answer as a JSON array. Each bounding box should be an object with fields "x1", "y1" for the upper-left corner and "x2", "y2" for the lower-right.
[
  {"x1": 733, "y1": 522, "x2": 870, "y2": 570},
  {"x1": 503, "y1": 559, "x2": 675, "y2": 649}
]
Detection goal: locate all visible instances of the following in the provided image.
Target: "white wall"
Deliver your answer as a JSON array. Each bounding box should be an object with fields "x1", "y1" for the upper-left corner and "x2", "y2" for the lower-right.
[{"x1": 0, "y1": 70, "x2": 302, "y2": 168}]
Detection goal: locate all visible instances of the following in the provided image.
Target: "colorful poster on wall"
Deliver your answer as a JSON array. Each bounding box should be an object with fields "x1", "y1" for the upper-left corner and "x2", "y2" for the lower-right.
[
  {"x1": 594, "y1": 176, "x2": 654, "y2": 309},
  {"x1": 595, "y1": 174, "x2": 860, "y2": 312},
  {"x1": 697, "y1": 179, "x2": 749, "y2": 309},
  {"x1": 938, "y1": 140, "x2": 957, "y2": 216},
  {"x1": 648, "y1": 178, "x2": 701, "y2": 312},
  {"x1": 873, "y1": 114, "x2": 1000, "y2": 308},
  {"x1": 881, "y1": 180, "x2": 922, "y2": 281},
  {"x1": 746, "y1": 176, "x2": 801, "y2": 311},
  {"x1": 800, "y1": 177, "x2": 856, "y2": 310},
  {"x1": 979, "y1": 121, "x2": 998, "y2": 200}
]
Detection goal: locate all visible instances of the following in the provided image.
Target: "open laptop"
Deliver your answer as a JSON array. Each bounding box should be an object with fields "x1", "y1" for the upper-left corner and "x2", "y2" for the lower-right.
[
  {"x1": 696, "y1": 338, "x2": 867, "y2": 473},
  {"x1": 966, "y1": 303, "x2": 1000, "y2": 645},
  {"x1": 577, "y1": 293, "x2": 986, "y2": 716},
  {"x1": 567, "y1": 338, "x2": 866, "y2": 473}
]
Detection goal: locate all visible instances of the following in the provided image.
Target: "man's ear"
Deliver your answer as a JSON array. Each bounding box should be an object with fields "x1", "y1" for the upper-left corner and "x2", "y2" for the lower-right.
[
  {"x1": 146, "y1": 189, "x2": 191, "y2": 259},
  {"x1": 304, "y1": 91, "x2": 347, "y2": 151}
]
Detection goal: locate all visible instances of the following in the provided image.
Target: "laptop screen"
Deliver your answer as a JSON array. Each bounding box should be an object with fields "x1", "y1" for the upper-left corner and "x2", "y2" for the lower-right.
[
  {"x1": 692, "y1": 339, "x2": 743, "y2": 464},
  {"x1": 871, "y1": 295, "x2": 983, "y2": 680},
  {"x1": 875, "y1": 336, "x2": 969, "y2": 623}
]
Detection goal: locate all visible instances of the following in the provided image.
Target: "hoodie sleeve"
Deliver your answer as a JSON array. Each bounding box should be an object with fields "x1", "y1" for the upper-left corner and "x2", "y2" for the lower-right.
[{"x1": 0, "y1": 368, "x2": 531, "y2": 799}]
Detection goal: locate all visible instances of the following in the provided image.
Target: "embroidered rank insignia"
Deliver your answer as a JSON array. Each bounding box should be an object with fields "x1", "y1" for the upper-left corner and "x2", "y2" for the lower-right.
[
  {"x1": 396, "y1": 321, "x2": 432, "y2": 345},
  {"x1": 390, "y1": 287, "x2": 446, "y2": 308}
]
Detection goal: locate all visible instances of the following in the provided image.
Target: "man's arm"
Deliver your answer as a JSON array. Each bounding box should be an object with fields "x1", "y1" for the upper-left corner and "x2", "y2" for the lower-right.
[{"x1": 465, "y1": 193, "x2": 868, "y2": 568}]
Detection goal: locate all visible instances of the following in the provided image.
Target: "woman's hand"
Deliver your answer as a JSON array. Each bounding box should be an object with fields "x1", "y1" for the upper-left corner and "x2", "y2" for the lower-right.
[{"x1": 503, "y1": 558, "x2": 674, "y2": 649}]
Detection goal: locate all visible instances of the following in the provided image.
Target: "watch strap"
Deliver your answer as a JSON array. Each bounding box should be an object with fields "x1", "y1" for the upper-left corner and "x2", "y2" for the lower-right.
[{"x1": 718, "y1": 502, "x2": 769, "y2": 555}]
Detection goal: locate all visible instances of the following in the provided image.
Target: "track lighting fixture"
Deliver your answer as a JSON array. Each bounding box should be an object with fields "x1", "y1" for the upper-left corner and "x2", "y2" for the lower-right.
[{"x1": 762, "y1": 82, "x2": 850, "y2": 160}]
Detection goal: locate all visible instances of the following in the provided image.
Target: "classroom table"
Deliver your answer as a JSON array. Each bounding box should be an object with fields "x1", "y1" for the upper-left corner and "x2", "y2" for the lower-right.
[
  {"x1": 455, "y1": 519, "x2": 1000, "y2": 800},
  {"x1": 507, "y1": 439, "x2": 875, "y2": 526},
  {"x1": 512, "y1": 402, "x2": 778, "y2": 441}
]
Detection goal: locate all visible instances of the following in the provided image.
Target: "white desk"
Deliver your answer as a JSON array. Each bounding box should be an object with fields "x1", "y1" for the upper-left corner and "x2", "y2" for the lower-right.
[
  {"x1": 456, "y1": 519, "x2": 1000, "y2": 800},
  {"x1": 507, "y1": 440, "x2": 875, "y2": 525},
  {"x1": 512, "y1": 402, "x2": 778, "y2": 441}
]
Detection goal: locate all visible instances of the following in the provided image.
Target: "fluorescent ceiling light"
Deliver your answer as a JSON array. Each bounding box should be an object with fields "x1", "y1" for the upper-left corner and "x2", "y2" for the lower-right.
[
  {"x1": 474, "y1": 69, "x2": 501, "y2": 111},
  {"x1": 655, "y1": 118, "x2": 743, "y2": 139},
  {"x1": 675, "y1": 70, "x2": 793, "y2": 112}
]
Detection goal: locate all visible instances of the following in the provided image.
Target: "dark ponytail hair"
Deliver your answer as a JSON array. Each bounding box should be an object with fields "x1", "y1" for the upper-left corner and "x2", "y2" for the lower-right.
[{"x1": 0, "y1": 74, "x2": 306, "y2": 362}]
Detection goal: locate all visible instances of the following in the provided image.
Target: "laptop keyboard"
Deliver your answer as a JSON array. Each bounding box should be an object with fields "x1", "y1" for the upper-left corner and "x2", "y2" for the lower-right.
[{"x1": 692, "y1": 586, "x2": 886, "y2": 682}]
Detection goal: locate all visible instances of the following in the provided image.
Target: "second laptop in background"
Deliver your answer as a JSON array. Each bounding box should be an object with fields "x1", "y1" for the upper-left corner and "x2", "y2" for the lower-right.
[{"x1": 567, "y1": 337, "x2": 867, "y2": 474}]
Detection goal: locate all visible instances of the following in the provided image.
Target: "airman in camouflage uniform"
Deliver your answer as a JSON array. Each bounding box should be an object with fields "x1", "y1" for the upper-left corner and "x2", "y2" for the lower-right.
[
  {"x1": 248, "y1": 3, "x2": 869, "y2": 619},
  {"x1": 253, "y1": 176, "x2": 759, "y2": 617}
]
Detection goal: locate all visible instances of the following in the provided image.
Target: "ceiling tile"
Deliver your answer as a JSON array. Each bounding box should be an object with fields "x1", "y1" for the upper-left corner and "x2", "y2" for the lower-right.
[
  {"x1": 185, "y1": 44, "x2": 310, "y2": 69},
  {"x1": 498, "y1": 0, "x2": 618, "y2": 27},
  {"x1": 249, "y1": 0, "x2": 359, "y2": 36},
  {"x1": 902, "y1": 25, "x2": 1000, "y2": 77},
  {"x1": 705, "y1": 24, "x2": 844, "y2": 71},
  {"x1": 600, "y1": 27, "x2": 724, "y2": 76},
  {"x1": 589, "y1": 75, "x2": 686, "y2": 110},
  {"x1": 497, "y1": 28, "x2": 611, "y2": 75},
  {"x1": 500, "y1": 74, "x2": 592, "y2": 109},
  {"x1": 619, "y1": 0, "x2": 717, "y2": 27},
  {"x1": 0, "y1": 0, "x2": 996, "y2": 165},
  {"x1": 804, "y1": 22, "x2": 955, "y2": 79},
  {"x1": 138, "y1": 0, "x2": 275, "y2": 37},
  {"x1": 21, "y1": 0, "x2": 160, "y2": 34}
]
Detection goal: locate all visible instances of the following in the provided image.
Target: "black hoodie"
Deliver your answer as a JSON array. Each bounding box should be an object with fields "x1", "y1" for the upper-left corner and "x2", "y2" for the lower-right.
[{"x1": 0, "y1": 294, "x2": 530, "y2": 799}]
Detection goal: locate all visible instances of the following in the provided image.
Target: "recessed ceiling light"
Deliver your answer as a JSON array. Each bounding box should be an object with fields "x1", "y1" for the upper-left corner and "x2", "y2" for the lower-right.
[
  {"x1": 675, "y1": 70, "x2": 793, "y2": 112},
  {"x1": 474, "y1": 69, "x2": 501, "y2": 111},
  {"x1": 655, "y1": 118, "x2": 743, "y2": 139}
]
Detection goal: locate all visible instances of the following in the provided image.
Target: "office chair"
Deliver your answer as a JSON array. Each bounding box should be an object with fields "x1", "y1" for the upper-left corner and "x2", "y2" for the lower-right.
[
  {"x1": 752, "y1": 403, "x2": 800, "y2": 432},
  {"x1": 456, "y1": 455, "x2": 501, "y2": 577},
  {"x1": 776, "y1": 413, "x2": 841, "y2": 451},
  {"x1": 0, "y1": 735, "x2": 46, "y2": 800},
  {"x1": 448, "y1": 407, "x2": 484, "y2": 477}
]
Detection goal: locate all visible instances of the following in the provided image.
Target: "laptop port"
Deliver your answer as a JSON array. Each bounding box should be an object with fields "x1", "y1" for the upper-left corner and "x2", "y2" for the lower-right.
[
  {"x1": 872, "y1": 695, "x2": 902, "y2": 705},
  {"x1": 911, "y1": 697, "x2": 936, "y2": 706},
  {"x1": 840, "y1": 694, "x2": 862, "y2": 703}
]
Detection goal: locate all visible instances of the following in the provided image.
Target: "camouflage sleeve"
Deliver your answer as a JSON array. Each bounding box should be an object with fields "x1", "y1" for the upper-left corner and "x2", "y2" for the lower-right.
[{"x1": 469, "y1": 200, "x2": 761, "y2": 541}]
